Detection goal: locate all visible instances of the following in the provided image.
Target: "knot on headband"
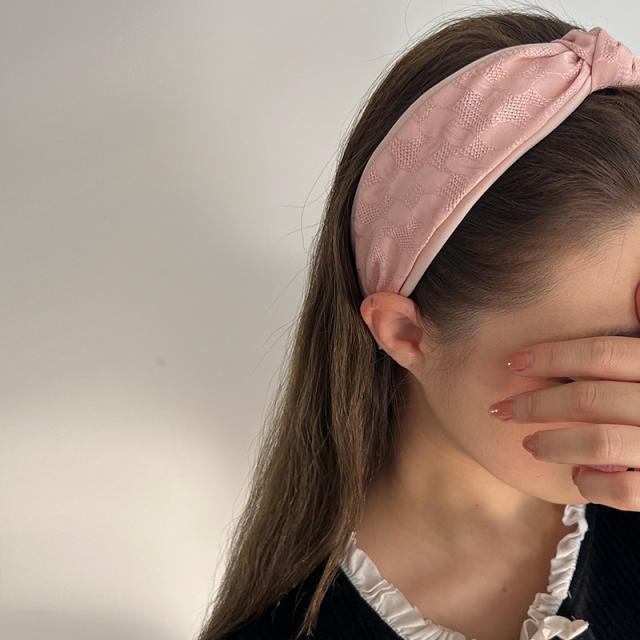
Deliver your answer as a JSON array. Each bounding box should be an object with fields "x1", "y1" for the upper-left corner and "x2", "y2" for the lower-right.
[{"x1": 350, "y1": 26, "x2": 640, "y2": 299}]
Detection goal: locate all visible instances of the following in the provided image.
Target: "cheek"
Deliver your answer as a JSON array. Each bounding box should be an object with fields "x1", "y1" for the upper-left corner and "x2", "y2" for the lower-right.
[
  {"x1": 448, "y1": 372, "x2": 581, "y2": 499},
  {"x1": 441, "y1": 368, "x2": 565, "y2": 458},
  {"x1": 477, "y1": 409, "x2": 578, "y2": 486},
  {"x1": 455, "y1": 383, "x2": 553, "y2": 464},
  {"x1": 475, "y1": 418, "x2": 530, "y2": 461}
]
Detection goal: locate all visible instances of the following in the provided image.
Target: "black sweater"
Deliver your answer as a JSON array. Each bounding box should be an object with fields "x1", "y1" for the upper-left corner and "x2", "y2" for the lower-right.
[{"x1": 222, "y1": 502, "x2": 640, "y2": 640}]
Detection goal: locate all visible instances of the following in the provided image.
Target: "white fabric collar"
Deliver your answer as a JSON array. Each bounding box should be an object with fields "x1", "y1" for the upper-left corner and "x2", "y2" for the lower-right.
[{"x1": 339, "y1": 503, "x2": 589, "y2": 640}]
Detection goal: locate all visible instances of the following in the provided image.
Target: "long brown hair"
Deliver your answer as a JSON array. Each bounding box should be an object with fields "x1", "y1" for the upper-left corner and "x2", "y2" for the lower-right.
[{"x1": 199, "y1": 4, "x2": 640, "y2": 639}]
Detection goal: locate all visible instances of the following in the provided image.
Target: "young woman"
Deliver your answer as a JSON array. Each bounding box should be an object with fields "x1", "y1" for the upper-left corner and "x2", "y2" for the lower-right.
[{"x1": 199, "y1": 6, "x2": 640, "y2": 640}]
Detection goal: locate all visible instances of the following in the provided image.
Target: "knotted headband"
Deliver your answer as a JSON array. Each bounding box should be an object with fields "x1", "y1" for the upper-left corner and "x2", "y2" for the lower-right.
[{"x1": 350, "y1": 26, "x2": 640, "y2": 299}]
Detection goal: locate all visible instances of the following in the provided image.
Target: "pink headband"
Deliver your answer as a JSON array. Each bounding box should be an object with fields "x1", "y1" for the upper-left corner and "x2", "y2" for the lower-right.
[{"x1": 350, "y1": 26, "x2": 640, "y2": 299}]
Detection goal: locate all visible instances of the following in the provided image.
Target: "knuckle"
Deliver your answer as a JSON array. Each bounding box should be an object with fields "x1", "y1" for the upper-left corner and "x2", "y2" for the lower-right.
[
  {"x1": 588, "y1": 426, "x2": 624, "y2": 461},
  {"x1": 542, "y1": 344, "x2": 557, "y2": 371},
  {"x1": 588, "y1": 338, "x2": 618, "y2": 370},
  {"x1": 571, "y1": 381, "x2": 601, "y2": 414},
  {"x1": 522, "y1": 390, "x2": 541, "y2": 420}
]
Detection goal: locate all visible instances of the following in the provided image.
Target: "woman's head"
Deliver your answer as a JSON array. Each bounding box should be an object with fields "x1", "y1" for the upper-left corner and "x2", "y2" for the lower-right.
[
  {"x1": 199, "y1": 6, "x2": 640, "y2": 640},
  {"x1": 360, "y1": 229, "x2": 640, "y2": 513}
]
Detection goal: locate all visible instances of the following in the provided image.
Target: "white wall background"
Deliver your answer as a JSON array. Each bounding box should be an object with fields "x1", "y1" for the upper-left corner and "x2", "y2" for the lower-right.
[{"x1": 1, "y1": 1, "x2": 636, "y2": 639}]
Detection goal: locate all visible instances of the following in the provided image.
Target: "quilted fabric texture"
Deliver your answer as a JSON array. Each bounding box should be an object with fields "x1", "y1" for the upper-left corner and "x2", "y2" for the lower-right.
[{"x1": 350, "y1": 26, "x2": 640, "y2": 298}]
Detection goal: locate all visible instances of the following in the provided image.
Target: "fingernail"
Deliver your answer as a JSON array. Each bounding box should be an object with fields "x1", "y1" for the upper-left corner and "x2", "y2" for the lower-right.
[
  {"x1": 507, "y1": 350, "x2": 533, "y2": 372},
  {"x1": 572, "y1": 466, "x2": 581, "y2": 484},
  {"x1": 488, "y1": 398, "x2": 514, "y2": 420},
  {"x1": 522, "y1": 433, "x2": 538, "y2": 456}
]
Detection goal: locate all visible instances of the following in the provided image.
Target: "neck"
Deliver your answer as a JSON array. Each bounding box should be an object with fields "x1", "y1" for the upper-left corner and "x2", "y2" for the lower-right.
[{"x1": 356, "y1": 390, "x2": 568, "y2": 562}]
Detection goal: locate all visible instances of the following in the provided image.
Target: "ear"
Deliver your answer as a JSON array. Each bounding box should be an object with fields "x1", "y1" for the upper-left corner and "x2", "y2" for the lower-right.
[{"x1": 635, "y1": 281, "x2": 640, "y2": 326}]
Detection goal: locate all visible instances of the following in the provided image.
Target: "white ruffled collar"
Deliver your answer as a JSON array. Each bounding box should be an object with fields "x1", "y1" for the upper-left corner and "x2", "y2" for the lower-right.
[{"x1": 340, "y1": 503, "x2": 589, "y2": 640}]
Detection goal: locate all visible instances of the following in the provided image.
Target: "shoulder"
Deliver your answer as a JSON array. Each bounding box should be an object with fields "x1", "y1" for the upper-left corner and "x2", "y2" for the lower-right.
[
  {"x1": 219, "y1": 596, "x2": 308, "y2": 640},
  {"x1": 556, "y1": 502, "x2": 640, "y2": 631},
  {"x1": 221, "y1": 560, "x2": 403, "y2": 640},
  {"x1": 586, "y1": 500, "x2": 640, "y2": 545},
  {"x1": 220, "y1": 561, "x2": 329, "y2": 640}
]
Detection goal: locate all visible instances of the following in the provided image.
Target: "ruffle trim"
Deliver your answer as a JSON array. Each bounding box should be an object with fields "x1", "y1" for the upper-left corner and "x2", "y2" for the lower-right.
[
  {"x1": 339, "y1": 503, "x2": 588, "y2": 640},
  {"x1": 524, "y1": 503, "x2": 588, "y2": 628}
]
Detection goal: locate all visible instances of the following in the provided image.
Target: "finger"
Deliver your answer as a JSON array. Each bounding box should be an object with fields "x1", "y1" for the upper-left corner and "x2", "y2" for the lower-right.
[
  {"x1": 573, "y1": 465, "x2": 640, "y2": 511},
  {"x1": 527, "y1": 424, "x2": 640, "y2": 467},
  {"x1": 506, "y1": 380, "x2": 640, "y2": 425},
  {"x1": 507, "y1": 336, "x2": 640, "y2": 381}
]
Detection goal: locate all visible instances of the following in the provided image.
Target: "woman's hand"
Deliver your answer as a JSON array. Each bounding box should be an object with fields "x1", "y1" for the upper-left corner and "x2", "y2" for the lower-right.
[{"x1": 488, "y1": 334, "x2": 640, "y2": 510}]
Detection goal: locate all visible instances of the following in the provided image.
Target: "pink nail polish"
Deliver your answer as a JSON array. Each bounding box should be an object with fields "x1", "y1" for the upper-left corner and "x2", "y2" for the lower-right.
[
  {"x1": 507, "y1": 350, "x2": 533, "y2": 371},
  {"x1": 522, "y1": 434, "x2": 538, "y2": 456},
  {"x1": 572, "y1": 466, "x2": 581, "y2": 484},
  {"x1": 488, "y1": 398, "x2": 514, "y2": 420}
]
